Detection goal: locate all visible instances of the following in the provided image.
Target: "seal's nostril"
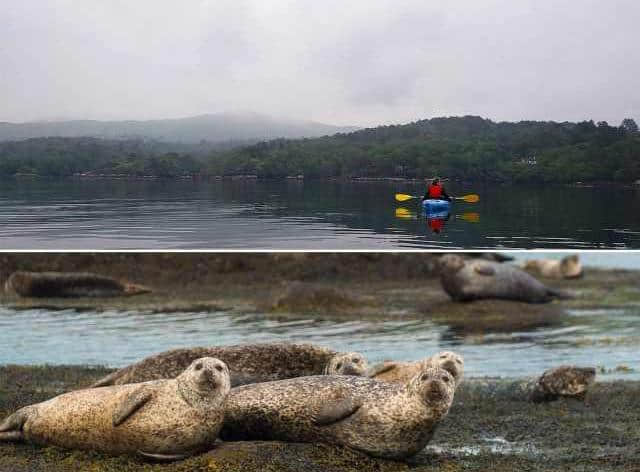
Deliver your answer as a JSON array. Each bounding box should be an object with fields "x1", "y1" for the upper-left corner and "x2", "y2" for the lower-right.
[
  {"x1": 215, "y1": 365, "x2": 223, "y2": 372},
  {"x1": 195, "y1": 363, "x2": 203, "y2": 371},
  {"x1": 336, "y1": 363, "x2": 343, "y2": 370}
]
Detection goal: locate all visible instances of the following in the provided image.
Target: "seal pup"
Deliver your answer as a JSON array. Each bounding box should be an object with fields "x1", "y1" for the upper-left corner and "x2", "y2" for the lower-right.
[
  {"x1": 0, "y1": 357, "x2": 229, "y2": 460},
  {"x1": 221, "y1": 367, "x2": 456, "y2": 460},
  {"x1": 5, "y1": 271, "x2": 150, "y2": 298},
  {"x1": 367, "y1": 351, "x2": 464, "y2": 387},
  {"x1": 92, "y1": 343, "x2": 368, "y2": 388},
  {"x1": 523, "y1": 255, "x2": 583, "y2": 279},
  {"x1": 438, "y1": 254, "x2": 571, "y2": 303}
]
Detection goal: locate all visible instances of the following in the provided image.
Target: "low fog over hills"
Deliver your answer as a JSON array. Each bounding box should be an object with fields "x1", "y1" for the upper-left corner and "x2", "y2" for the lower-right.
[{"x1": 0, "y1": 112, "x2": 358, "y2": 143}]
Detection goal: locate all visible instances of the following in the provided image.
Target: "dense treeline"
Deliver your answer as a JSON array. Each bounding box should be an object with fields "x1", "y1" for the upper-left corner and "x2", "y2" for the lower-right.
[
  {"x1": 0, "y1": 137, "x2": 212, "y2": 177},
  {"x1": 210, "y1": 116, "x2": 640, "y2": 183},
  {"x1": 1, "y1": 117, "x2": 639, "y2": 182}
]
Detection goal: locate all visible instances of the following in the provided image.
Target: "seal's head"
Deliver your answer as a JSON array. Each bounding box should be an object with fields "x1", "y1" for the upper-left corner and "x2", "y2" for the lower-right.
[
  {"x1": 4, "y1": 271, "x2": 30, "y2": 295},
  {"x1": 324, "y1": 352, "x2": 368, "y2": 376},
  {"x1": 560, "y1": 255, "x2": 582, "y2": 278},
  {"x1": 408, "y1": 367, "x2": 455, "y2": 416},
  {"x1": 177, "y1": 357, "x2": 231, "y2": 407},
  {"x1": 532, "y1": 365, "x2": 596, "y2": 402},
  {"x1": 438, "y1": 254, "x2": 465, "y2": 273},
  {"x1": 426, "y1": 351, "x2": 464, "y2": 386}
]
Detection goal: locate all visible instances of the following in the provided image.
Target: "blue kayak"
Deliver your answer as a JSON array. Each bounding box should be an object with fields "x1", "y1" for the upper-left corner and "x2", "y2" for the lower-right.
[{"x1": 422, "y1": 199, "x2": 451, "y2": 213}]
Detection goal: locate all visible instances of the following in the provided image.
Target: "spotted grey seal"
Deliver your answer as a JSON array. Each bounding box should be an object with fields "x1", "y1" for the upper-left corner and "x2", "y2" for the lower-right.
[
  {"x1": 439, "y1": 254, "x2": 571, "y2": 303},
  {"x1": 220, "y1": 367, "x2": 456, "y2": 459},
  {"x1": 0, "y1": 357, "x2": 229, "y2": 460},
  {"x1": 92, "y1": 343, "x2": 368, "y2": 388},
  {"x1": 4, "y1": 271, "x2": 150, "y2": 298},
  {"x1": 523, "y1": 255, "x2": 583, "y2": 279},
  {"x1": 367, "y1": 351, "x2": 464, "y2": 387},
  {"x1": 471, "y1": 365, "x2": 596, "y2": 403}
]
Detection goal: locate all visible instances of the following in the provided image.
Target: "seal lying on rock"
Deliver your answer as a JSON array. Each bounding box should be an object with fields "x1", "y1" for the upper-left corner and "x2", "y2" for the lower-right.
[
  {"x1": 523, "y1": 255, "x2": 583, "y2": 279},
  {"x1": 0, "y1": 357, "x2": 229, "y2": 460},
  {"x1": 220, "y1": 367, "x2": 456, "y2": 460},
  {"x1": 470, "y1": 365, "x2": 596, "y2": 403},
  {"x1": 4, "y1": 271, "x2": 150, "y2": 298},
  {"x1": 438, "y1": 254, "x2": 571, "y2": 303},
  {"x1": 92, "y1": 343, "x2": 368, "y2": 388},
  {"x1": 529, "y1": 365, "x2": 596, "y2": 402},
  {"x1": 367, "y1": 351, "x2": 464, "y2": 387}
]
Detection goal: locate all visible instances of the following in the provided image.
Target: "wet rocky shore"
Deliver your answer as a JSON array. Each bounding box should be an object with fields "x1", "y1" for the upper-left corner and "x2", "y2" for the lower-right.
[
  {"x1": 1, "y1": 365, "x2": 638, "y2": 471},
  {"x1": 1, "y1": 253, "x2": 639, "y2": 328}
]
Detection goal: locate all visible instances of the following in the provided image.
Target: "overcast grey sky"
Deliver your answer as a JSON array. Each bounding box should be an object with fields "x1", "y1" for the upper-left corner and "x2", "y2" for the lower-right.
[{"x1": 1, "y1": 0, "x2": 638, "y2": 126}]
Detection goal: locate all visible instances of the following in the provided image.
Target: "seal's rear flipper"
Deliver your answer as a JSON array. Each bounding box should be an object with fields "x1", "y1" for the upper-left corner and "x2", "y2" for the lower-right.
[
  {"x1": 313, "y1": 396, "x2": 362, "y2": 426},
  {"x1": 0, "y1": 410, "x2": 28, "y2": 441},
  {"x1": 547, "y1": 288, "x2": 573, "y2": 300},
  {"x1": 138, "y1": 451, "x2": 188, "y2": 462},
  {"x1": 0, "y1": 431, "x2": 23, "y2": 441}
]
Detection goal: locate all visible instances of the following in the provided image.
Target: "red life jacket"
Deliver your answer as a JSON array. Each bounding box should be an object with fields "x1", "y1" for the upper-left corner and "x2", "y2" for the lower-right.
[
  {"x1": 428, "y1": 218, "x2": 445, "y2": 233},
  {"x1": 427, "y1": 183, "x2": 443, "y2": 198}
]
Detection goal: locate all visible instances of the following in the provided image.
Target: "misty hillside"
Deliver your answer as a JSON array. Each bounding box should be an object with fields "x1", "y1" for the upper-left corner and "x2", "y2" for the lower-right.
[{"x1": 0, "y1": 112, "x2": 358, "y2": 143}]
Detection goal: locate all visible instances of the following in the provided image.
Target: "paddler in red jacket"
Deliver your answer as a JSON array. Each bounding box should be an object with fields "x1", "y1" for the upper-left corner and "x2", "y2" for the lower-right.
[{"x1": 422, "y1": 177, "x2": 452, "y2": 201}]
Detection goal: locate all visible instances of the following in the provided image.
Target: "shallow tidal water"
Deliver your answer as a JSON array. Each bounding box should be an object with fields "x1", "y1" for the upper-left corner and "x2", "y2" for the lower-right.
[
  {"x1": 1, "y1": 178, "x2": 639, "y2": 249},
  {"x1": 1, "y1": 304, "x2": 639, "y2": 380}
]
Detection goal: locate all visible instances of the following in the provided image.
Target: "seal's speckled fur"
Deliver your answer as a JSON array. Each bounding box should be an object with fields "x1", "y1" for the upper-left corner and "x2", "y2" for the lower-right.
[
  {"x1": 0, "y1": 358, "x2": 229, "y2": 459},
  {"x1": 368, "y1": 351, "x2": 464, "y2": 387},
  {"x1": 439, "y1": 254, "x2": 570, "y2": 303},
  {"x1": 221, "y1": 367, "x2": 455, "y2": 459},
  {"x1": 92, "y1": 343, "x2": 368, "y2": 388}
]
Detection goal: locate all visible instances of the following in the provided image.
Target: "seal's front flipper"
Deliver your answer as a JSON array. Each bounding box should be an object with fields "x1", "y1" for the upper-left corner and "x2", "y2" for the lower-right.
[
  {"x1": 313, "y1": 395, "x2": 362, "y2": 426},
  {"x1": 91, "y1": 370, "x2": 122, "y2": 388},
  {"x1": 138, "y1": 450, "x2": 188, "y2": 461},
  {"x1": 474, "y1": 264, "x2": 496, "y2": 276},
  {"x1": 366, "y1": 362, "x2": 397, "y2": 377},
  {"x1": 112, "y1": 387, "x2": 153, "y2": 426}
]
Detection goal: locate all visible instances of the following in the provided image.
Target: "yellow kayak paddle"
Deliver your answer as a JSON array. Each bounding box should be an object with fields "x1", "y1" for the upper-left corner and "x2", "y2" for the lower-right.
[
  {"x1": 394, "y1": 193, "x2": 479, "y2": 203},
  {"x1": 395, "y1": 207, "x2": 415, "y2": 219}
]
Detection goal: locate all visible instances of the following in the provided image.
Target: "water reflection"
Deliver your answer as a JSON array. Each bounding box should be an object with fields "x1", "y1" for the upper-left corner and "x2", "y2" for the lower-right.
[
  {"x1": 1, "y1": 305, "x2": 638, "y2": 380},
  {"x1": 0, "y1": 179, "x2": 639, "y2": 249}
]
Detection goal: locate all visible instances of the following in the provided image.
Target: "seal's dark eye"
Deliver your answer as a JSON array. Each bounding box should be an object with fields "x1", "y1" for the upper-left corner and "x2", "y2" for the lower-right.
[
  {"x1": 421, "y1": 374, "x2": 429, "y2": 381},
  {"x1": 195, "y1": 363, "x2": 203, "y2": 371},
  {"x1": 456, "y1": 359, "x2": 462, "y2": 364},
  {"x1": 441, "y1": 375, "x2": 450, "y2": 383},
  {"x1": 440, "y1": 354, "x2": 448, "y2": 359},
  {"x1": 352, "y1": 357, "x2": 360, "y2": 363},
  {"x1": 336, "y1": 363, "x2": 343, "y2": 370},
  {"x1": 215, "y1": 365, "x2": 224, "y2": 372}
]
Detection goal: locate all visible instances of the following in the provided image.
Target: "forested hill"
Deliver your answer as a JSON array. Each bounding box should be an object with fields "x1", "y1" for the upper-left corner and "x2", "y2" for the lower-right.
[
  {"x1": 0, "y1": 112, "x2": 357, "y2": 143},
  {"x1": 1, "y1": 116, "x2": 639, "y2": 182},
  {"x1": 210, "y1": 116, "x2": 640, "y2": 183}
]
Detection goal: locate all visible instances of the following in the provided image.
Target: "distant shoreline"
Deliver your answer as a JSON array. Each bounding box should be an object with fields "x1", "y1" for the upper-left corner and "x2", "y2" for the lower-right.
[{"x1": 5, "y1": 173, "x2": 639, "y2": 187}]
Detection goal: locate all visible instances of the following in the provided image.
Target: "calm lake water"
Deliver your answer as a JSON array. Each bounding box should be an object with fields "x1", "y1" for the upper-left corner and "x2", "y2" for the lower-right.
[
  {"x1": 1, "y1": 305, "x2": 638, "y2": 380},
  {"x1": 1, "y1": 178, "x2": 639, "y2": 249}
]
